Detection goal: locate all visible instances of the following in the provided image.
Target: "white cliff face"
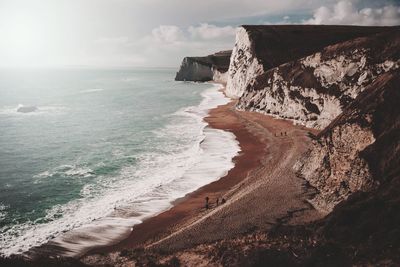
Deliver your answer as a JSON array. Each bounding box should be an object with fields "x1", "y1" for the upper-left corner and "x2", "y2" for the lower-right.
[
  {"x1": 175, "y1": 51, "x2": 231, "y2": 82},
  {"x1": 237, "y1": 48, "x2": 399, "y2": 129},
  {"x1": 175, "y1": 58, "x2": 213, "y2": 81},
  {"x1": 225, "y1": 27, "x2": 264, "y2": 99}
]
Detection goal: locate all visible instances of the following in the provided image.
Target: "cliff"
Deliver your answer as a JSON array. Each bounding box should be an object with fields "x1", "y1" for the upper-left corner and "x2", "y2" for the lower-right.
[
  {"x1": 225, "y1": 25, "x2": 398, "y2": 99},
  {"x1": 237, "y1": 29, "x2": 400, "y2": 129},
  {"x1": 294, "y1": 70, "x2": 400, "y2": 212},
  {"x1": 175, "y1": 50, "x2": 231, "y2": 82}
]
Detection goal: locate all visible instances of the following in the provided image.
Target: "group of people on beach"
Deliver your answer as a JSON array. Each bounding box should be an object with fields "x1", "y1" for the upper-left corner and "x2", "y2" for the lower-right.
[
  {"x1": 205, "y1": 196, "x2": 225, "y2": 209},
  {"x1": 274, "y1": 131, "x2": 287, "y2": 137}
]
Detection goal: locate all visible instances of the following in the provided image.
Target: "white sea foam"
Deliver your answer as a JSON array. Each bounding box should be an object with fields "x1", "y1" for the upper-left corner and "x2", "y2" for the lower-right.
[
  {"x1": 0, "y1": 204, "x2": 8, "y2": 222},
  {"x1": 80, "y1": 88, "x2": 104, "y2": 94},
  {"x1": 34, "y1": 165, "x2": 94, "y2": 181},
  {"x1": 0, "y1": 83, "x2": 240, "y2": 257}
]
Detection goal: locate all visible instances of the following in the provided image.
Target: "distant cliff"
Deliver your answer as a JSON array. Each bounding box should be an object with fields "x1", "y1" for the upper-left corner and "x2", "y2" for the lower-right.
[{"x1": 175, "y1": 50, "x2": 231, "y2": 83}]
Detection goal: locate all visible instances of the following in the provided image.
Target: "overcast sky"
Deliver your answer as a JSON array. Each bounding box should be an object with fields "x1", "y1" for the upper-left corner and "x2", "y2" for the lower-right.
[{"x1": 0, "y1": 0, "x2": 399, "y2": 68}]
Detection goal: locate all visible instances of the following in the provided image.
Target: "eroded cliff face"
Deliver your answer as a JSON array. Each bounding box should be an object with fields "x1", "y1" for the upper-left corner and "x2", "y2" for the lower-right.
[
  {"x1": 225, "y1": 25, "x2": 396, "y2": 99},
  {"x1": 237, "y1": 31, "x2": 400, "y2": 129},
  {"x1": 175, "y1": 50, "x2": 231, "y2": 82},
  {"x1": 294, "y1": 71, "x2": 400, "y2": 213},
  {"x1": 294, "y1": 124, "x2": 376, "y2": 213}
]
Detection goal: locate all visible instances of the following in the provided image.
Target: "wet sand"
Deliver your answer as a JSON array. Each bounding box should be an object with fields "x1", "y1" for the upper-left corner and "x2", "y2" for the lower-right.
[{"x1": 84, "y1": 97, "x2": 322, "y2": 258}]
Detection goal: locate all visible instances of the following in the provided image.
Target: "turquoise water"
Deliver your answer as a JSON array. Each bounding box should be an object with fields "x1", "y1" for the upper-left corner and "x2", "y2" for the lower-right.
[{"x1": 0, "y1": 68, "x2": 239, "y2": 256}]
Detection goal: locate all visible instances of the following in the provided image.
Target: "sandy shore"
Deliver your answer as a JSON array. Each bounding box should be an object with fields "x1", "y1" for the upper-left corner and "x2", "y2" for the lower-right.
[
  {"x1": 84, "y1": 96, "x2": 322, "y2": 259},
  {"x1": 85, "y1": 100, "x2": 267, "y2": 255}
]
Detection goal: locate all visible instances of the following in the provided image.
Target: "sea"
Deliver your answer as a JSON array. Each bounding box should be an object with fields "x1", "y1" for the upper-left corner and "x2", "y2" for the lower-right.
[{"x1": 0, "y1": 68, "x2": 240, "y2": 257}]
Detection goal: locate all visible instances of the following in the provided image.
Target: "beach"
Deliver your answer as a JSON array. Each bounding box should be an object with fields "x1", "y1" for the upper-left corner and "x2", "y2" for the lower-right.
[
  {"x1": 83, "y1": 88, "x2": 323, "y2": 262},
  {"x1": 0, "y1": 9, "x2": 398, "y2": 264}
]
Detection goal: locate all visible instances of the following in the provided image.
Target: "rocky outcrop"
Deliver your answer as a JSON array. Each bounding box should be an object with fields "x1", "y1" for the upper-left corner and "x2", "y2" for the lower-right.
[
  {"x1": 17, "y1": 105, "x2": 38, "y2": 113},
  {"x1": 237, "y1": 30, "x2": 400, "y2": 129},
  {"x1": 175, "y1": 50, "x2": 231, "y2": 82},
  {"x1": 294, "y1": 70, "x2": 400, "y2": 212}
]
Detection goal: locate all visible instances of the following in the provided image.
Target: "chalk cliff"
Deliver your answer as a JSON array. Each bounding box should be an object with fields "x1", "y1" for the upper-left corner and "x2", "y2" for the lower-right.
[
  {"x1": 236, "y1": 30, "x2": 400, "y2": 129},
  {"x1": 225, "y1": 25, "x2": 397, "y2": 99},
  {"x1": 175, "y1": 50, "x2": 231, "y2": 83}
]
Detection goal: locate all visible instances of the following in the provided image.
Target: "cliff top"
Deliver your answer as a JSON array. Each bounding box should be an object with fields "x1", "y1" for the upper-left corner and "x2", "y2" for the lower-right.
[{"x1": 240, "y1": 25, "x2": 400, "y2": 71}]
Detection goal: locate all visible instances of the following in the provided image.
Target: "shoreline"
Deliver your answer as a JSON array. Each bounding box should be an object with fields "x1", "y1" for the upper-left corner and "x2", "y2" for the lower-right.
[
  {"x1": 19, "y1": 83, "x2": 321, "y2": 261},
  {"x1": 83, "y1": 84, "x2": 322, "y2": 260},
  {"x1": 20, "y1": 84, "x2": 241, "y2": 259},
  {"x1": 84, "y1": 96, "x2": 268, "y2": 256},
  {"x1": 16, "y1": 81, "x2": 323, "y2": 262}
]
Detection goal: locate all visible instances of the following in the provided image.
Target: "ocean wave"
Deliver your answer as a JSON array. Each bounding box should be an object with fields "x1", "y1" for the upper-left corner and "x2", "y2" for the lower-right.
[
  {"x1": 0, "y1": 83, "x2": 240, "y2": 257},
  {"x1": 0, "y1": 204, "x2": 8, "y2": 222},
  {"x1": 155, "y1": 83, "x2": 225, "y2": 139},
  {"x1": 80, "y1": 88, "x2": 104, "y2": 94},
  {"x1": 34, "y1": 165, "x2": 95, "y2": 181}
]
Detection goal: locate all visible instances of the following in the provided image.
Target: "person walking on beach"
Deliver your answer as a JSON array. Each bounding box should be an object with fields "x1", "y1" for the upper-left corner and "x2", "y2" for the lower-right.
[
  {"x1": 216, "y1": 198, "x2": 219, "y2": 206},
  {"x1": 205, "y1": 196, "x2": 209, "y2": 209}
]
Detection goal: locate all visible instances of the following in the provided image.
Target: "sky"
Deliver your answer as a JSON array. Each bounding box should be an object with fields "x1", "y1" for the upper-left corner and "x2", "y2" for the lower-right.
[{"x1": 0, "y1": 0, "x2": 399, "y2": 68}]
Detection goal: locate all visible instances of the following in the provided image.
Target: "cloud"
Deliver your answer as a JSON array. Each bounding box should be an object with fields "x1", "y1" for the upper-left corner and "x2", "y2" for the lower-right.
[
  {"x1": 93, "y1": 23, "x2": 237, "y2": 67},
  {"x1": 151, "y1": 25, "x2": 185, "y2": 43},
  {"x1": 188, "y1": 23, "x2": 236, "y2": 40},
  {"x1": 94, "y1": 37, "x2": 131, "y2": 46},
  {"x1": 80, "y1": 2, "x2": 400, "y2": 68},
  {"x1": 3, "y1": 0, "x2": 397, "y2": 67},
  {"x1": 305, "y1": 1, "x2": 400, "y2": 26},
  {"x1": 143, "y1": 24, "x2": 236, "y2": 65}
]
